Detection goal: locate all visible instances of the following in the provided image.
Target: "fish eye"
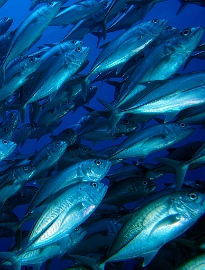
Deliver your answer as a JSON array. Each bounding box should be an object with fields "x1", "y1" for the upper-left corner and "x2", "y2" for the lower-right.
[
  {"x1": 26, "y1": 125, "x2": 30, "y2": 129},
  {"x1": 83, "y1": 147, "x2": 88, "y2": 152},
  {"x1": 23, "y1": 166, "x2": 29, "y2": 171},
  {"x1": 152, "y1": 19, "x2": 159, "y2": 24},
  {"x1": 64, "y1": 100, "x2": 69, "y2": 104},
  {"x1": 143, "y1": 180, "x2": 148, "y2": 186},
  {"x1": 66, "y1": 130, "x2": 71, "y2": 134},
  {"x1": 47, "y1": 3, "x2": 54, "y2": 6},
  {"x1": 4, "y1": 17, "x2": 8, "y2": 21},
  {"x1": 124, "y1": 119, "x2": 129, "y2": 125},
  {"x1": 2, "y1": 140, "x2": 8, "y2": 145},
  {"x1": 10, "y1": 113, "x2": 14, "y2": 117},
  {"x1": 91, "y1": 182, "x2": 98, "y2": 188},
  {"x1": 188, "y1": 192, "x2": 198, "y2": 200},
  {"x1": 70, "y1": 40, "x2": 76, "y2": 44},
  {"x1": 75, "y1": 227, "x2": 79, "y2": 231},
  {"x1": 75, "y1": 47, "x2": 82, "y2": 52},
  {"x1": 180, "y1": 123, "x2": 186, "y2": 128},
  {"x1": 89, "y1": 86, "x2": 93, "y2": 90},
  {"x1": 55, "y1": 141, "x2": 60, "y2": 146},
  {"x1": 29, "y1": 58, "x2": 35, "y2": 63},
  {"x1": 166, "y1": 26, "x2": 173, "y2": 30},
  {"x1": 3, "y1": 127, "x2": 8, "y2": 132},
  {"x1": 181, "y1": 29, "x2": 191, "y2": 36},
  {"x1": 95, "y1": 160, "x2": 101, "y2": 166}
]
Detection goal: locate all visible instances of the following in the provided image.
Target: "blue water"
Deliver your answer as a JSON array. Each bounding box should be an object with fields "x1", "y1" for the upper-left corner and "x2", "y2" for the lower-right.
[{"x1": 0, "y1": 0, "x2": 204, "y2": 269}]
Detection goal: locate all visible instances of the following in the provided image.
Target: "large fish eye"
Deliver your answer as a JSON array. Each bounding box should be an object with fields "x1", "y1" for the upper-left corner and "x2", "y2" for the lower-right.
[
  {"x1": 95, "y1": 160, "x2": 101, "y2": 166},
  {"x1": 181, "y1": 29, "x2": 191, "y2": 36},
  {"x1": 143, "y1": 180, "x2": 148, "y2": 186},
  {"x1": 152, "y1": 19, "x2": 159, "y2": 24},
  {"x1": 75, "y1": 47, "x2": 82, "y2": 52},
  {"x1": 23, "y1": 166, "x2": 29, "y2": 171},
  {"x1": 2, "y1": 140, "x2": 8, "y2": 145},
  {"x1": 55, "y1": 141, "x2": 60, "y2": 146},
  {"x1": 188, "y1": 192, "x2": 198, "y2": 201},
  {"x1": 124, "y1": 119, "x2": 129, "y2": 125},
  {"x1": 47, "y1": 3, "x2": 54, "y2": 6},
  {"x1": 180, "y1": 123, "x2": 186, "y2": 128},
  {"x1": 91, "y1": 182, "x2": 98, "y2": 188}
]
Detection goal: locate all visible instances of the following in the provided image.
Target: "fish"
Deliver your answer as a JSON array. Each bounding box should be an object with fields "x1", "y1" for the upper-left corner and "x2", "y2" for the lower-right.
[
  {"x1": 50, "y1": 0, "x2": 108, "y2": 27},
  {"x1": 0, "y1": 2, "x2": 61, "y2": 81},
  {"x1": 0, "y1": 17, "x2": 13, "y2": 36},
  {"x1": 108, "y1": 122, "x2": 194, "y2": 162},
  {"x1": 29, "y1": 0, "x2": 68, "y2": 11},
  {"x1": 81, "y1": 18, "x2": 168, "y2": 99},
  {"x1": 93, "y1": 189, "x2": 205, "y2": 269}
]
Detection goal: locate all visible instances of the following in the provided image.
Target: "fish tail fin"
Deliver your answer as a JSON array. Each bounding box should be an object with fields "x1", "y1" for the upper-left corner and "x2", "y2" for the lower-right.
[
  {"x1": 155, "y1": 157, "x2": 189, "y2": 191},
  {"x1": 69, "y1": 255, "x2": 105, "y2": 270},
  {"x1": 176, "y1": 1, "x2": 188, "y2": 15},
  {"x1": 97, "y1": 98, "x2": 124, "y2": 130}
]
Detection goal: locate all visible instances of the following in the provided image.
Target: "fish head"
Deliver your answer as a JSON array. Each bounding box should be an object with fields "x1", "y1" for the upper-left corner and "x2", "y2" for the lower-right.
[
  {"x1": 22, "y1": 123, "x2": 34, "y2": 134},
  {"x1": 116, "y1": 118, "x2": 138, "y2": 134},
  {"x1": 0, "y1": 125, "x2": 12, "y2": 137},
  {"x1": 13, "y1": 165, "x2": 36, "y2": 181},
  {"x1": 4, "y1": 112, "x2": 19, "y2": 128},
  {"x1": 60, "y1": 40, "x2": 84, "y2": 53},
  {"x1": 65, "y1": 46, "x2": 90, "y2": 65},
  {"x1": 172, "y1": 189, "x2": 205, "y2": 220},
  {"x1": 132, "y1": 177, "x2": 157, "y2": 195},
  {"x1": 143, "y1": 18, "x2": 169, "y2": 37},
  {"x1": 0, "y1": 139, "x2": 17, "y2": 155},
  {"x1": 80, "y1": 159, "x2": 112, "y2": 181},
  {"x1": 84, "y1": 182, "x2": 108, "y2": 204},
  {"x1": 176, "y1": 26, "x2": 205, "y2": 53},
  {"x1": 78, "y1": 144, "x2": 94, "y2": 157},
  {"x1": 165, "y1": 122, "x2": 195, "y2": 141},
  {"x1": 55, "y1": 128, "x2": 77, "y2": 145},
  {"x1": 50, "y1": 140, "x2": 68, "y2": 156},
  {"x1": 2, "y1": 16, "x2": 13, "y2": 28},
  {"x1": 39, "y1": 2, "x2": 62, "y2": 18},
  {"x1": 68, "y1": 226, "x2": 87, "y2": 245},
  {"x1": 20, "y1": 56, "x2": 42, "y2": 74}
]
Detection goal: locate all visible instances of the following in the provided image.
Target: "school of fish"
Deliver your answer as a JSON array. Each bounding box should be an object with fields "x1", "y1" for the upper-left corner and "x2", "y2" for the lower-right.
[{"x1": 0, "y1": 0, "x2": 204, "y2": 269}]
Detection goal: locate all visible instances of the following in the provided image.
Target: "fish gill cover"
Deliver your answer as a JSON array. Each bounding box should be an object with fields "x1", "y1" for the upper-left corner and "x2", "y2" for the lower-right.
[{"x1": 0, "y1": 0, "x2": 204, "y2": 269}]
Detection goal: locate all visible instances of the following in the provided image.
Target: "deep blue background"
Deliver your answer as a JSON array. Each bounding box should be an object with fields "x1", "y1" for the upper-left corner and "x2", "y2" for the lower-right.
[{"x1": 0, "y1": 0, "x2": 204, "y2": 269}]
